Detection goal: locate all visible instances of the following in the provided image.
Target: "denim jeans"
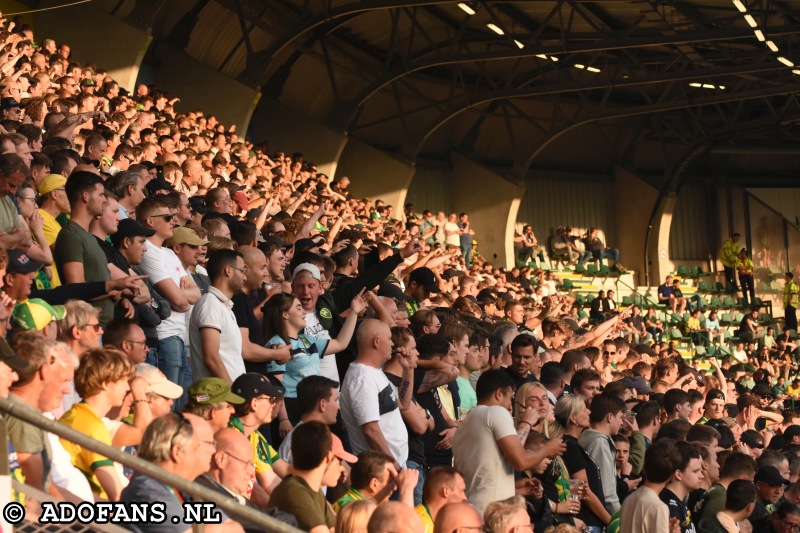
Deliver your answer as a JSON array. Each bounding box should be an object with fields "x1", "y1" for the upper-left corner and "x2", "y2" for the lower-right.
[
  {"x1": 157, "y1": 336, "x2": 191, "y2": 411},
  {"x1": 145, "y1": 346, "x2": 157, "y2": 367},
  {"x1": 406, "y1": 460, "x2": 426, "y2": 506},
  {"x1": 586, "y1": 526, "x2": 603, "y2": 533}
]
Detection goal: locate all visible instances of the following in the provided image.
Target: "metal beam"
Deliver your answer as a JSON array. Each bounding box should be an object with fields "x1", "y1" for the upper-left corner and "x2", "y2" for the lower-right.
[
  {"x1": 334, "y1": 24, "x2": 800, "y2": 129},
  {"x1": 408, "y1": 61, "x2": 792, "y2": 157}
]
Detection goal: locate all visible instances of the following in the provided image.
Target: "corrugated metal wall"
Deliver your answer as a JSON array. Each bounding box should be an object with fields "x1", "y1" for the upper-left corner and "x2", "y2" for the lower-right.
[
  {"x1": 516, "y1": 178, "x2": 616, "y2": 245},
  {"x1": 669, "y1": 184, "x2": 712, "y2": 260},
  {"x1": 405, "y1": 166, "x2": 452, "y2": 215}
]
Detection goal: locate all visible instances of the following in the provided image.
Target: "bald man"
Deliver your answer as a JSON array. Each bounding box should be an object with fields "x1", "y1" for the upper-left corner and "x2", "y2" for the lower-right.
[
  {"x1": 368, "y1": 501, "x2": 423, "y2": 533},
  {"x1": 433, "y1": 502, "x2": 484, "y2": 533},
  {"x1": 341, "y1": 319, "x2": 413, "y2": 470},
  {"x1": 233, "y1": 245, "x2": 290, "y2": 372}
]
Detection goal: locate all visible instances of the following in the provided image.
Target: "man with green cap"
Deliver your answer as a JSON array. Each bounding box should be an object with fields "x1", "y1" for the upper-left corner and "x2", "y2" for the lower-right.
[
  {"x1": 11, "y1": 297, "x2": 65, "y2": 339},
  {"x1": 183, "y1": 377, "x2": 244, "y2": 434}
]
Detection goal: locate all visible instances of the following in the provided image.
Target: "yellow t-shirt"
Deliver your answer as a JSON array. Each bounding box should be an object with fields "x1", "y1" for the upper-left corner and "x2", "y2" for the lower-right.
[
  {"x1": 787, "y1": 385, "x2": 800, "y2": 398},
  {"x1": 229, "y1": 417, "x2": 279, "y2": 475},
  {"x1": 437, "y1": 385, "x2": 456, "y2": 421},
  {"x1": 415, "y1": 504, "x2": 434, "y2": 533},
  {"x1": 38, "y1": 208, "x2": 61, "y2": 287},
  {"x1": 59, "y1": 402, "x2": 114, "y2": 499}
]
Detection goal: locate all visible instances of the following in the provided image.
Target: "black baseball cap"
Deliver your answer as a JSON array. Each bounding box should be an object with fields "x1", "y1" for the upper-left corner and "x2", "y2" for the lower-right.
[
  {"x1": 740, "y1": 432, "x2": 764, "y2": 449},
  {"x1": 232, "y1": 373, "x2": 286, "y2": 401},
  {"x1": 6, "y1": 250, "x2": 44, "y2": 274},
  {"x1": 784, "y1": 424, "x2": 800, "y2": 443},
  {"x1": 0, "y1": 97, "x2": 20, "y2": 110},
  {"x1": 751, "y1": 383, "x2": 773, "y2": 398},
  {"x1": 111, "y1": 218, "x2": 155, "y2": 247},
  {"x1": 262, "y1": 234, "x2": 290, "y2": 249},
  {"x1": 408, "y1": 267, "x2": 440, "y2": 294},
  {"x1": 755, "y1": 466, "x2": 789, "y2": 486},
  {"x1": 377, "y1": 283, "x2": 411, "y2": 302}
]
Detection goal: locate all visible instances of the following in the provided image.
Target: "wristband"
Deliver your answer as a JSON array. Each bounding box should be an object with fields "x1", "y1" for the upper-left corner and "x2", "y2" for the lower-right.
[
  {"x1": 519, "y1": 421, "x2": 533, "y2": 428},
  {"x1": 133, "y1": 399, "x2": 149, "y2": 404}
]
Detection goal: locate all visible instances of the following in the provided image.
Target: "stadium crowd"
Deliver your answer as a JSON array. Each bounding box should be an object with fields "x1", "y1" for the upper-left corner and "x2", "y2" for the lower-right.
[{"x1": 3, "y1": 10, "x2": 800, "y2": 533}]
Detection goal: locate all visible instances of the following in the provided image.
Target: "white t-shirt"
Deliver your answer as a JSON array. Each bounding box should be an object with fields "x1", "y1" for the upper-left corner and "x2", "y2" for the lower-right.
[
  {"x1": 444, "y1": 221, "x2": 461, "y2": 246},
  {"x1": 43, "y1": 412, "x2": 95, "y2": 502},
  {"x1": 189, "y1": 287, "x2": 245, "y2": 382},
  {"x1": 304, "y1": 311, "x2": 339, "y2": 384},
  {"x1": 340, "y1": 362, "x2": 408, "y2": 466},
  {"x1": 140, "y1": 241, "x2": 189, "y2": 341},
  {"x1": 452, "y1": 404, "x2": 518, "y2": 513}
]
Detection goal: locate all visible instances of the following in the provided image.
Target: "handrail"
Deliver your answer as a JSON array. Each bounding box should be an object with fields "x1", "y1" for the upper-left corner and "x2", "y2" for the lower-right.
[{"x1": 0, "y1": 396, "x2": 302, "y2": 533}]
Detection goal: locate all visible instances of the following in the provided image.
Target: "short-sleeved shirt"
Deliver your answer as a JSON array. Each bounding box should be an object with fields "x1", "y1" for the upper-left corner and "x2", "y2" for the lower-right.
[
  {"x1": 269, "y1": 475, "x2": 336, "y2": 531},
  {"x1": 228, "y1": 417, "x2": 279, "y2": 475},
  {"x1": 341, "y1": 362, "x2": 408, "y2": 466},
  {"x1": 0, "y1": 195, "x2": 21, "y2": 233},
  {"x1": 562, "y1": 434, "x2": 606, "y2": 528},
  {"x1": 189, "y1": 286, "x2": 245, "y2": 382},
  {"x1": 416, "y1": 504, "x2": 434, "y2": 533},
  {"x1": 456, "y1": 376, "x2": 477, "y2": 414},
  {"x1": 334, "y1": 487, "x2": 365, "y2": 512},
  {"x1": 658, "y1": 283, "x2": 673, "y2": 300},
  {"x1": 503, "y1": 366, "x2": 539, "y2": 391},
  {"x1": 39, "y1": 208, "x2": 62, "y2": 287},
  {"x1": 660, "y1": 487, "x2": 696, "y2": 533},
  {"x1": 54, "y1": 220, "x2": 112, "y2": 323},
  {"x1": 5, "y1": 394, "x2": 52, "y2": 491},
  {"x1": 265, "y1": 334, "x2": 329, "y2": 398},
  {"x1": 59, "y1": 402, "x2": 114, "y2": 499},
  {"x1": 139, "y1": 241, "x2": 189, "y2": 340},
  {"x1": 452, "y1": 404, "x2": 518, "y2": 512}
]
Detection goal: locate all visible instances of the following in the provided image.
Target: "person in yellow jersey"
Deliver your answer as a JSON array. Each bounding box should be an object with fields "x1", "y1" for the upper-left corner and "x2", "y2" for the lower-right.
[
  {"x1": 414, "y1": 466, "x2": 468, "y2": 533},
  {"x1": 37, "y1": 174, "x2": 69, "y2": 288},
  {"x1": 720, "y1": 233, "x2": 741, "y2": 294},
  {"x1": 737, "y1": 248, "x2": 756, "y2": 306},
  {"x1": 59, "y1": 347, "x2": 135, "y2": 501},
  {"x1": 334, "y1": 450, "x2": 417, "y2": 512}
]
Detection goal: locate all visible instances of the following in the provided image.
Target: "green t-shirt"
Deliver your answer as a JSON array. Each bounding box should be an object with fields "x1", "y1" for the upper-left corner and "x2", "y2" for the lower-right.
[
  {"x1": 0, "y1": 196, "x2": 21, "y2": 233},
  {"x1": 456, "y1": 376, "x2": 477, "y2": 415},
  {"x1": 269, "y1": 475, "x2": 336, "y2": 531},
  {"x1": 53, "y1": 220, "x2": 112, "y2": 323}
]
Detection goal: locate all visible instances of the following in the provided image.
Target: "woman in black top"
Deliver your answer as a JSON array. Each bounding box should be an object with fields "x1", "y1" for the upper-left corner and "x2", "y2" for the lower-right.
[{"x1": 551, "y1": 394, "x2": 611, "y2": 531}]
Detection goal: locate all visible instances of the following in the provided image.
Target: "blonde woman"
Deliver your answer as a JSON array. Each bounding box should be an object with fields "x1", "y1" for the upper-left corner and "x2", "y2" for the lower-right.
[
  {"x1": 551, "y1": 394, "x2": 612, "y2": 530},
  {"x1": 335, "y1": 499, "x2": 377, "y2": 533},
  {"x1": 515, "y1": 382, "x2": 554, "y2": 439}
]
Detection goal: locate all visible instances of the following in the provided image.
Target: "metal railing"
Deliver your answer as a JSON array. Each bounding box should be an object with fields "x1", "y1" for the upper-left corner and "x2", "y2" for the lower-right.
[{"x1": 0, "y1": 397, "x2": 302, "y2": 533}]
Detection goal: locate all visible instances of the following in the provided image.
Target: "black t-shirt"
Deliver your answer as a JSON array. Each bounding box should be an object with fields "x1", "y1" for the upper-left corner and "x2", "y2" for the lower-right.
[
  {"x1": 232, "y1": 291, "x2": 265, "y2": 374},
  {"x1": 503, "y1": 365, "x2": 539, "y2": 391},
  {"x1": 561, "y1": 434, "x2": 606, "y2": 528},
  {"x1": 414, "y1": 368, "x2": 453, "y2": 467},
  {"x1": 660, "y1": 487, "x2": 696, "y2": 533},
  {"x1": 385, "y1": 372, "x2": 426, "y2": 466}
]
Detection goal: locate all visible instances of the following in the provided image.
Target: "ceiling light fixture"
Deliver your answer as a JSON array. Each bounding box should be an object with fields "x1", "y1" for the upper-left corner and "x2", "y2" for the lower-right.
[
  {"x1": 487, "y1": 23, "x2": 504, "y2": 35},
  {"x1": 778, "y1": 56, "x2": 794, "y2": 67},
  {"x1": 732, "y1": 0, "x2": 747, "y2": 13},
  {"x1": 514, "y1": 40, "x2": 524, "y2": 49},
  {"x1": 766, "y1": 41, "x2": 779, "y2": 52},
  {"x1": 586, "y1": 66, "x2": 601, "y2": 73},
  {"x1": 744, "y1": 14, "x2": 757, "y2": 27},
  {"x1": 574, "y1": 64, "x2": 585, "y2": 69},
  {"x1": 689, "y1": 82, "x2": 702, "y2": 87},
  {"x1": 793, "y1": 70, "x2": 800, "y2": 75},
  {"x1": 754, "y1": 29, "x2": 765, "y2": 41},
  {"x1": 457, "y1": 3, "x2": 475, "y2": 15}
]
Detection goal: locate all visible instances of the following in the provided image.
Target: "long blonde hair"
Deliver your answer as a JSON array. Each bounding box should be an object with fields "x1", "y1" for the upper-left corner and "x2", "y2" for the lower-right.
[
  {"x1": 515, "y1": 381, "x2": 553, "y2": 436},
  {"x1": 335, "y1": 499, "x2": 377, "y2": 533}
]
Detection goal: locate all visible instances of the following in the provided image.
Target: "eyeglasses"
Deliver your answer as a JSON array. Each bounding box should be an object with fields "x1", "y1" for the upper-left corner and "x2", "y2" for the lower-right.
[
  {"x1": 258, "y1": 395, "x2": 278, "y2": 404},
  {"x1": 81, "y1": 323, "x2": 102, "y2": 332},
  {"x1": 125, "y1": 339, "x2": 147, "y2": 346},
  {"x1": 16, "y1": 196, "x2": 35, "y2": 202},
  {"x1": 780, "y1": 517, "x2": 800, "y2": 532},
  {"x1": 604, "y1": 350, "x2": 617, "y2": 355},
  {"x1": 150, "y1": 213, "x2": 174, "y2": 222},
  {"x1": 231, "y1": 265, "x2": 247, "y2": 274},
  {"x1": 224, "y1": 451, "x2": 255, "y2": 469},
  {"x1": 170, "y1": 412, "x2": 191, "y2": 446},
  {"x1": 200, "y1": 439, "x2": 216, "y2": 449}
]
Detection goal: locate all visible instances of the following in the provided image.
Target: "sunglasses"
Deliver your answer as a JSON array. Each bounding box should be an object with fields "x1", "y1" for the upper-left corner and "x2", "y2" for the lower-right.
[
  {"x1": 170, "y1": 412, "x2": 192, "y2": 446},
  {"x1": 151, "y1": 213, "x2": 174, "y2": 222}
]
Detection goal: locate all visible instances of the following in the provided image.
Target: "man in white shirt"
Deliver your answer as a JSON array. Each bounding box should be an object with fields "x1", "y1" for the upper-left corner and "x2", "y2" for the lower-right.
[
  {"x1": 340, "y1": 319, "x2": 410, "y2": 469},
  {"x1": 189, "y1": 249, "x2": 246, "y2": 383},
  {"x1": 136, "y1": 197, "x2": 201, "y2": 409}
]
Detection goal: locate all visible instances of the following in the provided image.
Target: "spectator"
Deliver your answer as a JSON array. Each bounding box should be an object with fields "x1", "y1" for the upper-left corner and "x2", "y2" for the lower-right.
[
  {"x1": 721, "y1": 233, "x2": 741, "y2": 294},
  {"x1": 138, "y1": 197, "x2": 200, "y2": 401},
  {"x1": 403, "y1": 267, "x2": 440, "y2": 317},
  {"x1": 579, "y1": 393, "x2": 627, "y2": 515},
  {"x1": 618, "y1": 438, "x2": 682, "y2": 533},
  {"x1": 433, "y1": 502, "x2": 484, "y2": 533},
  {"x1": 119, "y1": 412, "x2": 243, "y2": 533},
  {"x1": 105, "y1": 171, "x2": 145, "y2": 220},
  {"x1": 693, "y1": 452, "x2": 757, "y2": 526},
  {"x1": 629, "y1": 401, "x2": 661, "y2": 477},
  {"x1": 571, "y1": 368, "x2": 602, "y2": 404},
  {"x1": 457, "y1": 213, "x2": 474, "y2": 268},
  {"x1": 102, "y1": 318, "x2": 149, "y2": 364},
  {"x1": 228, "y1": 372, "x2": 289, "y2": 504},
  {"x1": 336, "y1": 500, "x2": 377, "y2": 533},
  {"x1": 0, "y1": 154, "x2": 31, "y2": 251},
  {"x1": 658, "y1": 275, "x2": 687, "y2": 314},
  {"x1": 737, "y1": 248, "x2": 755, "y2": 306},
  {"x1": 660, "y1": 441, "x2": 704, "y2": 533},
  {"x1": 268, "y1": 421, "x2": 347, "y2": 532},
  {"x1": 57, "y1": 299, "x2": 102, "y2": 359},
  {"x1": 483, "y1": 495, "x2": 532, "y2": 533},
  {"x1": 341, "y1": 319, "x2": 412, "y2": 469},
  {"x1": 749, "y1": 465, "x2": 790, "y2": 530},
  {"x1": 182, "y1": 377, "x2": 244, "y2": 434},
  {"x1": 54, "y1": 171, "x2": 114, "y2": 322},
  {"x1": 698, "y1": 479, "x2": 758, "y2": 533},
  {"x1": 582, "y1": 228, "x2": 619, "y2": 265},
  {"x1": 37, "y1": 173, "x2": 69, "y2": 280},
  {"x1": 279, "y1": 375, "x2": 340, "y2": 464},
  {"x1": 784, "y1": 272, "x2": 799, "y2": 334},
  {"x1": 59, "y1": 348, "x2": 134, "y2": 501},
  {"x1": 335, "y1": 450, "x2": 416, "y2": 510},
  {"x1": 452, "y1": 369, "x2": 565, "y2": 512}
]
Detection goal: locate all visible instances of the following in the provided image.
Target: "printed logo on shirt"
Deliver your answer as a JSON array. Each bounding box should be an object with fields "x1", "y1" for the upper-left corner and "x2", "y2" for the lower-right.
[{"x1": 320, "y1": 308, "x2": 332, "y2": 319}]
